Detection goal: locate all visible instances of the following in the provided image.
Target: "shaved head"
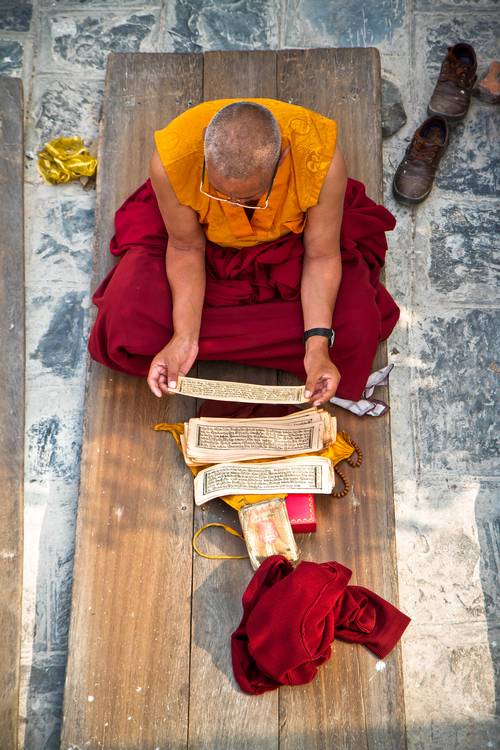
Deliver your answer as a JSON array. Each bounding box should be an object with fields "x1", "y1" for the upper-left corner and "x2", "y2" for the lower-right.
[{"x1": 204, "y1": 101, "x2": 281, "y2": 181}]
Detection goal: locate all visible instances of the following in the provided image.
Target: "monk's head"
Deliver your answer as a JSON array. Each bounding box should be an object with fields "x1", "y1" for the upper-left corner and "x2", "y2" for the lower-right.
[{"x1": 203, "y1": 101, "x2": 283, "y2": 204}]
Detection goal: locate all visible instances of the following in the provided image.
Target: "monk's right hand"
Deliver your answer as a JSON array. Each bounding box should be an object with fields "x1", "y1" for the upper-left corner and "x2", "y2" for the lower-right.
[{"x1": 147, "y1": 336, "x2": 199, "y2": 398}]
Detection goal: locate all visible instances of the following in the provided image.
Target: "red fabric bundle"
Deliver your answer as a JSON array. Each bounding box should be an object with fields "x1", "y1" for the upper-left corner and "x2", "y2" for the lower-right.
[
  {"x1": 231, "y1": 555, "x2": 410, "y2": 695},
  {"x1": 88, "y1": 177, "x2": 399, "y2": 401}
]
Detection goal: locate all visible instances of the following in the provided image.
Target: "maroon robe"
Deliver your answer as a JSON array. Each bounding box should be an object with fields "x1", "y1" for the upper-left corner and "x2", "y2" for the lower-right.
[
  {"x1": 88, "y1": 177, "x2": 399, "y2": 401},
  {"x1": 231, "y1": 555, "x2": 411, "y2": 694}
]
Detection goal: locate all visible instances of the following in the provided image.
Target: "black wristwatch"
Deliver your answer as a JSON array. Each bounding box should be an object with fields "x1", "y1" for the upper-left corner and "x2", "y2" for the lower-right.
[{"x1": 303, "y1": 327, "x2": 335, "y2": 348}]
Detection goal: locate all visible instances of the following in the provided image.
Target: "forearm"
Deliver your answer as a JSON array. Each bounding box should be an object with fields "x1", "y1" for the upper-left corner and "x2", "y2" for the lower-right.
[
  {"x1": 166, "y1": 240, "x2": 206, "y2": 342},
  {"x1": 300, "y1": 249, "x2": 342, "y2": 332}
]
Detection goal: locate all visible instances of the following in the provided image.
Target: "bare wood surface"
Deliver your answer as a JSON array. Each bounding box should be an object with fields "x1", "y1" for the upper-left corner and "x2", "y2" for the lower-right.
[
  {"x1": 277, "y1": 48, "x2": 406, "y2": 750},
  {"x1": 61, "y1": 54, "x2": 203, "y2": 750},
  {"x1": 187, "y1": 51, "x2": 279, "y2": 750},
  {"x1": 0, "y1": 75, "x2": 24, "y2": 750}
]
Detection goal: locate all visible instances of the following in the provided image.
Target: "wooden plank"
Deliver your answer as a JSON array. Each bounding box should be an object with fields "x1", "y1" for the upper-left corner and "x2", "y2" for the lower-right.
[
  {"x1": 187, "y1": 50, "x2": 279, "y2": 750},
  {"x1": 0, "y1": 75, "x2": 24, "y2": 750},
  {"x1": 277, "y1": 48, "x2": 406, "y2": 750},
  {"x1": 60, "y1": 54, "x2": 203, "y2": 750}
]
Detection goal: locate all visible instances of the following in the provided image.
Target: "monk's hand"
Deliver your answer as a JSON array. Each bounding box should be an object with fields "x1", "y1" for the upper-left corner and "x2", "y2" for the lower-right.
[
  {"x1": 147, "y1": 336, "x2": 199, "y2": 398},
  {"x1": 303, "y1": 341, "x2": 340, "y2": 406}
]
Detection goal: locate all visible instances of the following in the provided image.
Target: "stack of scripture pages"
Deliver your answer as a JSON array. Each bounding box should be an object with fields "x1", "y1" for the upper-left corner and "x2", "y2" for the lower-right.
[{"x1": 176, "y1": 407, "x2": 337, "y2": 505}]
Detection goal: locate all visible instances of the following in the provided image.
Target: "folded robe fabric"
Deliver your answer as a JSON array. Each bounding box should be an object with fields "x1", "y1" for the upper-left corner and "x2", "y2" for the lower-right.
[
  {"x1": 88, "y1": 177, "x2": 400, "y2": 402},
  {"x1": 231, "y1": 555, "x2": 411, "y2": 695}
]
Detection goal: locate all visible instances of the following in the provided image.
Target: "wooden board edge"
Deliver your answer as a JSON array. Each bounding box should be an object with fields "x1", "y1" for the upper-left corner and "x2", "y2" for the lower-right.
[{"x1": 0, "y1": 74, "x2": 25, "y2": 750}]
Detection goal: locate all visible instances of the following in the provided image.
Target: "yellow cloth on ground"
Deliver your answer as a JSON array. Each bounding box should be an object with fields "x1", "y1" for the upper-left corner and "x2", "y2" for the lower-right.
[
  {"x1": 153, "y1": 422, "x2": 356, "y2": 510},
  {"x1": 37, "y1": 136, "x2": 97, "y2": 184}
]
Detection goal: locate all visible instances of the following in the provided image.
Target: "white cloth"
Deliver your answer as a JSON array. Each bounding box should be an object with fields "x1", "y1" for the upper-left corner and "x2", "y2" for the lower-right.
[{"x1": 330, "y1": 364, "x2": 394, "y2": 417}]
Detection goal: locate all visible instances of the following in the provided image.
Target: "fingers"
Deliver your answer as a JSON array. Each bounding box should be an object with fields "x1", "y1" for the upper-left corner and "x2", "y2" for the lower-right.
[
  {"x1": 307, "y1": 374, "x2": 339, "y2": 406},
  {"x1": 166, "y1": 367, "x2": 178, "y2": 393},
  {"x1": 147, "y1": 361, "x2": 166, "y2": 398},
  {"x1": 158, "y1": 370, "x2": 170, "y2": 396}
]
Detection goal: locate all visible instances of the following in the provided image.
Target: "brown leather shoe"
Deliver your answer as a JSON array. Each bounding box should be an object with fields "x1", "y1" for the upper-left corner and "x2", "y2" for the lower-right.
[
  {"x1": 392, "y1": 116, "x2": 449, "y2": 205},
  {"x1": 428, "y1": 43, "x2": 477, "y2": 120}
]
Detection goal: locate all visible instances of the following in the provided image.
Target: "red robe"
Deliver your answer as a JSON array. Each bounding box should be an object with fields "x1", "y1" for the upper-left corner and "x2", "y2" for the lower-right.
[
  {"x1": 231, "y1": 555, "x2": 411, "y2": 694},
  {"x1": 88, "y1": 177, "x2": 399, "y2": 401}
]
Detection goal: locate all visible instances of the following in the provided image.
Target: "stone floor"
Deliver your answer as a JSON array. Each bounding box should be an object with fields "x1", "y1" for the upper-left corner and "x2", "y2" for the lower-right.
[{"x1": 1, "y1": 1, "x2": 498, "y2": 748}]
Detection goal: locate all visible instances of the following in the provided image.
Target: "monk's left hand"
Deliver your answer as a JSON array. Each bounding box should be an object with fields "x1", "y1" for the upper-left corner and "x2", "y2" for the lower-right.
[{"x1": 304, "y1": 347, "x2": 340, "y2": 406}]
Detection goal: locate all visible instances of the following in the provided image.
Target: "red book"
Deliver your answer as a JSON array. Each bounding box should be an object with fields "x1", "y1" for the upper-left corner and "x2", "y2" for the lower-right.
[{"x1": 285, "y1": 494, "x2": 316, "y2": 533}]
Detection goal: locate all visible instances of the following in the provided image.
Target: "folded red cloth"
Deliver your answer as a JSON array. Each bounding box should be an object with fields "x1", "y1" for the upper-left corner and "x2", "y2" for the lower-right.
[{"x1": 231, "y1": 555, "x2": 410, "y2": 695}]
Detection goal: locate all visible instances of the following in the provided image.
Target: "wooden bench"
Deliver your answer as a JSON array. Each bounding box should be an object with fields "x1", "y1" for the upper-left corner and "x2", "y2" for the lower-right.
[
  {"x1": 0, "y1": 75, "x2": 25, "y2": 750},
  {"x1": 61, "y1": 50, "x2": 406, "y2": 749}
]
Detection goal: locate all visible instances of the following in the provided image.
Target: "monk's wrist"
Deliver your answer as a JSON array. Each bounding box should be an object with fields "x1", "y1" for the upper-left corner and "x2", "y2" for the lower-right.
[
  {"x1": 171, "y1": 331, "x2": 199, "y2": 347},
  {"x1": 304, "y1": 336, "x2": 330, "y2": 354}
]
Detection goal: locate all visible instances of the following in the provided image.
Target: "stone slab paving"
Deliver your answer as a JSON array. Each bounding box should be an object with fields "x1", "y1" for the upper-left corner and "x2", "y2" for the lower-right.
[{"x1": 0, "y1": 0, "x2": 498, "y2": 747}]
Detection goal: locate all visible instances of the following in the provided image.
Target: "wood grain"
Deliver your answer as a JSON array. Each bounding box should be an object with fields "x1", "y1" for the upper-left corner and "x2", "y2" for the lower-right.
[
  {"x1": 277, "y1": 48, "x2": 406, "y2": 750},
  {"x1": 186, "y1": 51, "x2": 279, "y2": 750},
  {"x1": 60, "y1": 54, "x2": 203, "y2": 750},
  {"x1": 61, "y1": 49, "x2": 405, "y2": 749},
  {"x1": 0, "y1": 75, "x2": 24, "y2": 750}
]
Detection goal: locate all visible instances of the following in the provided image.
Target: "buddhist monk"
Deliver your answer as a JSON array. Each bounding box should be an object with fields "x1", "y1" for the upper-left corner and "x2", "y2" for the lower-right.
[{"x1": 88, "y1": 98, "x2": 399, "y2": 407}]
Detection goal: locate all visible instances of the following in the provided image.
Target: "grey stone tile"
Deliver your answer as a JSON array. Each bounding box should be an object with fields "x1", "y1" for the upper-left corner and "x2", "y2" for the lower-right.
[
  {"x1": 27, "y1": 190, "x2": 95, "y2": 288},
  {"x1": 38, "y1": 10, "x2": 160, "y2": 73},
  {"x1": 388, "y1": 366, "x2": 417, "y2": 478},
  {"x1": 402, "y1": 621, "x2": 498, "y2": 750},
  {"x1": 285, "y1": 0, "x2": 409, "y2": 57},
  {"x1": 41, "y1": 0, "x2": 159, "y2": 5},
  {"x1": 22, "y1": 521, "x2": 74, "y2": 655},
  {"x1": 413, "y1": 196, "x2": 499, "y2": 308},
  {"x1": 28, "y1": 74, "x2": 103, "y2": 151},
  {"x1": 435, "y1": 99, "x2": 499, "y2": 197},
  {"x1": 416, "y1": 0, "x2": 498, "y2": 8},
  {"x1": 20, "y1": 656, "x2": 66, "y2": 750},
  {"x1": 49, "y1": 546, "x2": 74, "y2": 652},
  {"x1": 0, "y1": 37, "x2": 23, "y2": 74},
  {"x1": 24, "y1": 481, "x2": 77, "y2": 652},
  {"x1": 27, "y1": 288, "x2": 90, "y2": 386},
  {"x1": 383, "y1": 110, "x2": 422, "y2": 161},
  {"x1": 396, "y1": 477, "x2": 499, "y2": 625},
  {"x1": 26, "y1": 394, "x2": 85, "y2": 484},
  {"x1": 163, "y1": 0, "x2": 279, "y2": 52},
  {"x1": 383, "y1": 146, "x2": 416, "y2": 308},
  {"x1": 0, "y1": 1, "x2": 32, "y2": 31},
  {"x1": 412, "y1": 309, "x2": 499, "y2": 476}
]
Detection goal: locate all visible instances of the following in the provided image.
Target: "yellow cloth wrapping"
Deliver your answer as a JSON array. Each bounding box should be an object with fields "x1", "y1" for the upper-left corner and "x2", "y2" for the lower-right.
[
  {"x1": 37, "y1": 136, "x2": 97, "y2": 184},
  {"x1": 153, "y1": 422, "x2": 356, "y2": 510}
]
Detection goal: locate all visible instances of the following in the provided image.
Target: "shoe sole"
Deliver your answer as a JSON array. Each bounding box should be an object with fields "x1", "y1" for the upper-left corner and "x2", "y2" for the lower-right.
[
  {"x1": 427, "y1": 103, "x2": 467, "y2": 121},
  {"x1": 392, "y1": 181, "x2": 432, "y2": 206}
]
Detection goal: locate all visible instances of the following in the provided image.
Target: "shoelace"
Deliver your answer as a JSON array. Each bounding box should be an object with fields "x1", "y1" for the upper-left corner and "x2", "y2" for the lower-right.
[
  {"x1": 439, "y1": 55, "x2": 474, "y2": 88},
  {"x1": 408, "y1": 137, "x2": 443, "y2": 164}
]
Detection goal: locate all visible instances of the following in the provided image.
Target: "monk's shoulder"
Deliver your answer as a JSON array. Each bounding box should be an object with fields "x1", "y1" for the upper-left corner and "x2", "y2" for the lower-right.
[{"x1": 153, "y1": 99, "x2": 240, "y2": 167}]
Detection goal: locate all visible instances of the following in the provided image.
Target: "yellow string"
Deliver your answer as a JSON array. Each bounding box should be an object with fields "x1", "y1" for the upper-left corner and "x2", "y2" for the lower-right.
[{"x1": 192, "y1": 522, "x2": 248, "y2": 560}]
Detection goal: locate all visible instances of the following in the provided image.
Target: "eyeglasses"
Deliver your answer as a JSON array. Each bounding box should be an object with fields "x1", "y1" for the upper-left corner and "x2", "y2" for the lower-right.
[{"x1": 199, "y1": 156, "x2": 280, "y2": 210}]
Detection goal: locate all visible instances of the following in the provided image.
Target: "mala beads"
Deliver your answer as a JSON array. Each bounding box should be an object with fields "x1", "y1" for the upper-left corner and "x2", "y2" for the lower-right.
[{"x1": 332, "y1": 437, "x2": 363, "y2": 498}]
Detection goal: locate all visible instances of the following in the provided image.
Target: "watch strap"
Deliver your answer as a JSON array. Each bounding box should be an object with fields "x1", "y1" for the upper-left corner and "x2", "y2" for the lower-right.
[{"x1": 303, "y1": 327, "x2": 335, "y2": 348}]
